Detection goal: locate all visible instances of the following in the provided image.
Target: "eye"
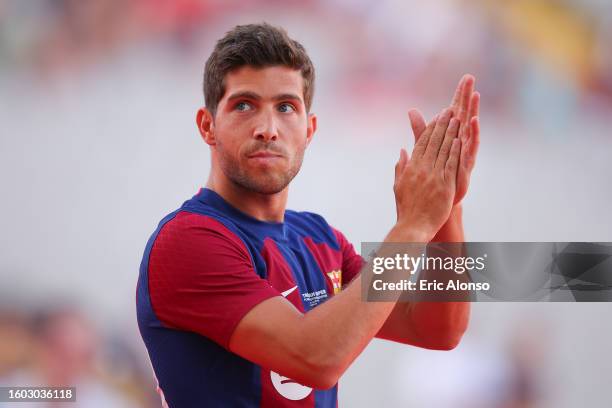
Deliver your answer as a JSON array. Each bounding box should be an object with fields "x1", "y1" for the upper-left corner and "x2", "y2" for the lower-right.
[
  {"x1": 235, "y1": 101, "x2": 252, "y2": 112},
  {"x1": 278, "y1": 103, "x2": 296, "y2": 113}
]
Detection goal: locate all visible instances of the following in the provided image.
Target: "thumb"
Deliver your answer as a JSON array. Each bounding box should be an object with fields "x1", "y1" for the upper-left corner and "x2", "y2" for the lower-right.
[
  {"x1": 394, "y1": 148, "x2": 409, "y2": 180},
  {"x1": 408, "y1": 109, "x2": 426, "y2": 142}
]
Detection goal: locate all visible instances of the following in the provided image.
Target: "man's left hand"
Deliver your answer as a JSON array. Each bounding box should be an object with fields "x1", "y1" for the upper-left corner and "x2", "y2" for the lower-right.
[{"x1": 407, "y1": 74, "x2": 480, "y2": 205}]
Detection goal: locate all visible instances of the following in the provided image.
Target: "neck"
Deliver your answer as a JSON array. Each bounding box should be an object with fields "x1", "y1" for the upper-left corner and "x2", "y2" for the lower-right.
[{"x1": 206, "y1": 169, "x2": 288, "y2": 223}]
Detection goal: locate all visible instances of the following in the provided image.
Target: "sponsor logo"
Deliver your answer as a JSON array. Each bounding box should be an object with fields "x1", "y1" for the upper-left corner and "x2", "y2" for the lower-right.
[{"x1": 270, "y1": 371, "x2": 312, "y2": 400}]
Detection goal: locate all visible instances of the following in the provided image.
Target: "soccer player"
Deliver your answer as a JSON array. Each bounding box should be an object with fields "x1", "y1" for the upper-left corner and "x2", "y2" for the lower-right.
[{"x1": 137, "y1": 23, "x2": 480, "y2": 407}]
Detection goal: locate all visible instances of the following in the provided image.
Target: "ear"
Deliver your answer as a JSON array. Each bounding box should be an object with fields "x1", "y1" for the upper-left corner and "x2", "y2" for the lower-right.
[
  {"x1": 306, "y1": 113, "x2": 317, "y2": 146},
  {"x1": 196, "y1": 107, "x2": 215, "y2": 146}
]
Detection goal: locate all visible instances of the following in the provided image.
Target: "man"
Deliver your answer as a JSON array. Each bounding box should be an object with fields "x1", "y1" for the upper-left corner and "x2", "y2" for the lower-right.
[{"x1": 137, "y1": 23, "x2": 480, "y2": 407}]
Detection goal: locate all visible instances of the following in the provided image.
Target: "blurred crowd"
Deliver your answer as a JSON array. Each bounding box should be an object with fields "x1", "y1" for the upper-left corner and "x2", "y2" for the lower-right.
[
  {"x1": 0, "y1": 305, "x2": 156, "y2": 407},
  {"x1": 1, "y1": 0, "x2": 611, "y2": 131}
]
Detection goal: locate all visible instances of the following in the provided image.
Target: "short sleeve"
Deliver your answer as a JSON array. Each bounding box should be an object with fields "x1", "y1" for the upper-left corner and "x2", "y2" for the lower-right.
[
  {"x1": 331, "y1": 227, "x2": 365, "y2": 287},
  {"x1": 147, "y1": 211, "x2": 280, "y2": 349}
]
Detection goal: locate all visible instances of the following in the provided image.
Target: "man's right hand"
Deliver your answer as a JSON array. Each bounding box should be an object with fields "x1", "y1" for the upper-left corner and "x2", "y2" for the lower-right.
[{"x1": 393, "y1": 107, "x2": 461, "y2": 242}]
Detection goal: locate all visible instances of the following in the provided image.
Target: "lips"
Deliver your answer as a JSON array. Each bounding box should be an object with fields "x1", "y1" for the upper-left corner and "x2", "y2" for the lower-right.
[{"x1": 247, "y1": 151, "x2": 283, "y2": 159}]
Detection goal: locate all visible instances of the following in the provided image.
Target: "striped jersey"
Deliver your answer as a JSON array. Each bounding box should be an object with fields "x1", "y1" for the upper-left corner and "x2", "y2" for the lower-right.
[{"x1": 136, "y1": 188, "x2": 364, "y2": 407}]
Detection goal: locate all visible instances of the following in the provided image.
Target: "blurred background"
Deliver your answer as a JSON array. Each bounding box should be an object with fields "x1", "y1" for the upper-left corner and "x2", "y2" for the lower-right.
[{"x1": 1, "y1": 0, "x2": 611, "y2": 407}]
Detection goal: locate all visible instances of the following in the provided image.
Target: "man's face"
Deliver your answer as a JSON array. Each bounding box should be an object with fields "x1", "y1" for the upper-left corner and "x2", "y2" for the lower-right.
[{"x1": 203, "y1": 65, "x2": 316, "y2": 195}]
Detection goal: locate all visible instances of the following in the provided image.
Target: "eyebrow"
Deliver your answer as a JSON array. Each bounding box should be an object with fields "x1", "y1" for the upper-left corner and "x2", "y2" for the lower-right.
[
  {"x1": 226, "y1": 91, "x2": 303, "y2": 104},
  {"x1": 273, "y1": 93, "x2": 303, "y2": 103}
]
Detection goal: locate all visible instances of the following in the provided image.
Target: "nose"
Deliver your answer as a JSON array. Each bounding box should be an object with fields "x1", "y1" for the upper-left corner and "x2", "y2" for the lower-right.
[{"x1": 253, "y1": 110, "x2": 278, "y2": 143}]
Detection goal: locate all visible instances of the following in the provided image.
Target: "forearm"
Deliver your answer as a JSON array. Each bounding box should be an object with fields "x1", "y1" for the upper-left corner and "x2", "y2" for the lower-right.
[
  {"x1": 296, "y1": 223, "x2": 428, "y2": 385},
  {"x1": 408, "y1": 204, "x2": 470, "y2": 347},
  {"x1": 377, "y1": 205, "x2": 470, "y2": 349},
  {"x1": 408, "y1": 300, "x2": 470, "y2": 350},
  {"x1": 432, "y1": 204, "x2": 464, "y2": 243}
]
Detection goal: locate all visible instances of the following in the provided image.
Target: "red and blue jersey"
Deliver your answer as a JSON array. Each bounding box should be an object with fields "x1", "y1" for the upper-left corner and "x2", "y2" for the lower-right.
[{"x1": 136, "y1": 188, "x2": 364, "y2": 407}]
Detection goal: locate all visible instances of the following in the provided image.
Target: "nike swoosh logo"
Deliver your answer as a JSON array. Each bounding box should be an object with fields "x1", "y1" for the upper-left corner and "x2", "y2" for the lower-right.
[{"x1": 281, "y1": 285, "x2": 298, "y2": 298}]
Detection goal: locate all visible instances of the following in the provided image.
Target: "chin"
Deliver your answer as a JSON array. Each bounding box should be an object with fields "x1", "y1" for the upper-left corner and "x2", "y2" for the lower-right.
[
  {"x1": 251, "y1": 178, "x2": 289, "y2": 195},
  {"x1": 234, "y1": 173, "x2": 290, "y2": 195}
]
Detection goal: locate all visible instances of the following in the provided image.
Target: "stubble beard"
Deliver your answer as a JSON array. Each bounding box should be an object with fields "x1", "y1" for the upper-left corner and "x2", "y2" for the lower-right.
[{"x1": 217, "y1": 141, "x2": 305, "y2": 195}]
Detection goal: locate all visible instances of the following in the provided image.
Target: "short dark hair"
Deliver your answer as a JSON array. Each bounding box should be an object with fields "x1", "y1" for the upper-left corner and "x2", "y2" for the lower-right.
[{"x1": 203, "y1": 23, "x2": 315, "y2": 117}]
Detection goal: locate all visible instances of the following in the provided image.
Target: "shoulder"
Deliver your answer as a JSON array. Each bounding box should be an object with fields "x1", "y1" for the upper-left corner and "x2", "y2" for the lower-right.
[
  {"x1": 285, "y1": 209, "x2": 328, "y2": 227},
  {"x1": 285, "y1": 210, "x2": 341, "y2": 249},
  {"x1": 152, "y1": 210, "x2": 250, "y2": 259},
  {"x1": 163, "y1": 210, "x2": 233, "y2": 231}
]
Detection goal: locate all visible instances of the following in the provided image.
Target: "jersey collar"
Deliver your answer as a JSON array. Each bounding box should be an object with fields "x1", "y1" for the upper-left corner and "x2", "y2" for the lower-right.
[{"x1": 196, "y1": 188, "x2": 288, "y2": 240}]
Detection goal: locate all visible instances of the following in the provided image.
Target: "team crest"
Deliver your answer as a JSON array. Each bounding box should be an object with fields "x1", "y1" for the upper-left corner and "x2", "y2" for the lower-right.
[{"x1": 326, "y1": 270, "x2": 342, "y2": 294}]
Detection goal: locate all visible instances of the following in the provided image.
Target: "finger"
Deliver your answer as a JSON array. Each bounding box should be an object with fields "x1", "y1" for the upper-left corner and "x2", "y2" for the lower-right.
[
  {"x1": 396, "y1": 148, "x2": 408, "y2": 175},
  {"x1": 469, "y1": 91, "x2": 480, "y2": 120},
  {"x1": 463, "y1": 91, "x2": 480, "y2": 142},
  {"x1": 408, "y1": 109, "x2": 426, "y2": 142},
  {"x1": 394, "y1": 150, "x2": 403, "y2": 181},
  {"x1": 460, "y1": 116, "x2": 480, "y2": 172},
  {"x1": 470, "y1": 116, "x2": 480, "y2": 146},
  {"x1": 423, "y1": 108, "x2": 453, "y2": 165},
  {"x1": 466, "y1": 117, "x2": 480, "y2": 164},
  {"x1": 445, "y1": 138, "x2": 461, "y2": 184},
  {"x1": 457, "y1": 75, "x2": 475, "y2": 123},
  {"x1": 435, "y1": 117, "x2": 460, "y2": 170},
  {"x1": 450, "y1": 75, "x2": 466, "y2": 110},
  {"x1": 401, "y1": 147, "x2": 409, "y2": 165},
  {"x1": 412, "y1": 116, "x2": 438, "y2": 160}
]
